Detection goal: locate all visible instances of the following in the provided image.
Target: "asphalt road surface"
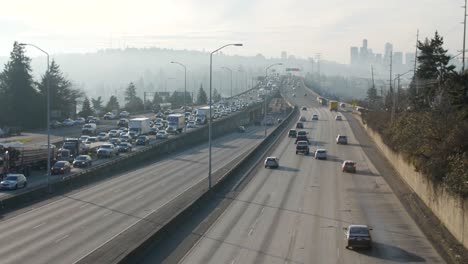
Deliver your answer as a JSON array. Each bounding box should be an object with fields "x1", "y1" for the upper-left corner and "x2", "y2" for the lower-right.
[
  {"x1": 0, "y1": 125, "x2": 273, "y2": 264},
  {"x1": 175, "y1": 86, "x2": 445, "y2": 264}
]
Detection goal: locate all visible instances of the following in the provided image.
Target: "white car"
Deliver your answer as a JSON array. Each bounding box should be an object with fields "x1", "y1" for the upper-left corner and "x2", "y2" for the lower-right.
[
  {"x1": 108, "y1": 130, "x2": 119, "y2": 138},
  {"x1": 103, "y1": 112, "x2": 116, "y2": 120},
  {"x1": 187, "y1": 121, "x2": 196, "y2": 128},
  {"x1": 1, "y1": 174, "x2": 27, "y2": 190},
  {"x1": 74, "y1": 117, "x2": 86, "y2": 125},
  {"x1": 62, "y1": 119, "x2": 75, "y2": 126},
  {"x1": 312, "y1": 114, "x2": 319, "y2": 120},
  {"x1": 80, "y1": 135, "x2": 90, "y2": 142},
  {"x1": 97, "y1": 132, "x2": 109, "y2": 141},
  {"x1": 314, "y1": 149, "x2": 327, "y2": 160},
  {"x1": 157, "y1": 131, "x2": 168, "y2": 139},
  {"x1": 119, "y1": 111, "x2": 130, "y2": 118},
  {"x1": 335, "y1": 115, "x2": 343, "y2": 121}
]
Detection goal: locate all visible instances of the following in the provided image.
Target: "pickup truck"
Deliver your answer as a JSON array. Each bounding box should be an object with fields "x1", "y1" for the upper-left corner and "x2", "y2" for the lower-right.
[
  {"x1": 296, "y1": 141, "x2": 309, "y2": 155},
  {"x1": 97, "y1": 144, "x2": 119, "y2": 158}
]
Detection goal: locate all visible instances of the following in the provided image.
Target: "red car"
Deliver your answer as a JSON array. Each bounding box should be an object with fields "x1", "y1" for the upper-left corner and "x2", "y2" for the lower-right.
[{"x1": 51, "y1": 161, "x2": 72, "y2": 175}]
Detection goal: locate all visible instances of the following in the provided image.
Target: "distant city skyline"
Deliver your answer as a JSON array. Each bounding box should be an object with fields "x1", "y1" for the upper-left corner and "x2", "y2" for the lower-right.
[{"x1": 0, "y1": 0, "x2": 464, "y2": 64}]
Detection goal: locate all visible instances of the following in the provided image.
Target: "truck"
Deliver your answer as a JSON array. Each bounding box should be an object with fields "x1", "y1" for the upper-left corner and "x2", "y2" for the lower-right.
[
  {"x1": 82, "y1": 123, "x2": 97, "y2": 135},
  {"x1": 58, "y1": 138, "x2": 85, "y2": 161},
  {"x1": 0, "y1": 144, "x2": 55, "y2": 177},
  {"x1": 128, "y1": 118, "x2": 151, "y2": 137},
  {"x1": 317, "y1": 97, "x2": 328, "y2": 106},
  {"x1": 195, "y1": 106, "x2": 212, "y2": 125},
  {"x1": 166, "y1": 114, "x2": 185, "y2": 134},
  {"x1": 295, "y1": 141, "x2": 310, "y2": 155},
  {"x1": 329, "y1": 101, "x2": 338, "y2": 111}
]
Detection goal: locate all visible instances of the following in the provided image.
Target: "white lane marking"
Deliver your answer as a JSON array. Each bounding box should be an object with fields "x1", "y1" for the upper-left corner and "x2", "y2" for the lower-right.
[
  {"x1": 248, "y1": 207, "x2": 265, "y2": 236},
  {"x1": 32, "y1": 222, "x2": 46, "y2": 229},
  {"x1": 55, "y1": 234, "x2": 69, "y2": 243},
  {"x1": 103, "y1": 211, "x2": 113, "y2": 217},
  {"x1": 135, "y1": 194, "x2": 144, "y2": 200},
  {"x1": 79, "y1": 203, "x2": 87, "y2": 208}
]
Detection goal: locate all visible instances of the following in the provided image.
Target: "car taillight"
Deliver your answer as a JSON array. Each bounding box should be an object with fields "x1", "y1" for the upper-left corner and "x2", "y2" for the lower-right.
[{"x1": 60, "y1": 168, "x2": 64, "y2": 171}]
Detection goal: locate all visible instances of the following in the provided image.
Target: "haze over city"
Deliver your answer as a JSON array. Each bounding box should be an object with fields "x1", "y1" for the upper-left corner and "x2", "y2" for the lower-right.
[{"x1": 0, "y1": 0, "x2": 464, "y2": 63}]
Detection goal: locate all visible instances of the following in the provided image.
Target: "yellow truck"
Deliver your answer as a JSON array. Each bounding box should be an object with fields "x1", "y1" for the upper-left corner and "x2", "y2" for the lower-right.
[{"x1": 329, "y1": 101, "x2": 338, "y2": 111}]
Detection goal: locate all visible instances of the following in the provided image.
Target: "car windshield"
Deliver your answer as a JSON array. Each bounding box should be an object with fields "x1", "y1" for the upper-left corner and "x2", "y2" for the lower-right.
[
  {"x1": 138, "y1": 136, "x2": 146, "y2": 140},
  {"x1": 350, "y1": 227, "x2": 369, "y2": 235},
  {"x1": 101, "y1": 145, "x2": 111, "y2": 149},
  {"x1": 54, "y1": 162, "x2": 66, "y2": 168},
  {"x1": 317, "y1": 150, "x2": 326, "y2": 153},
  {"x1": 5, "y1": 176, "x2": 18, "y2": 181},
  {"x1": 118, "y1": 144, "x2": 128, "y2": 147},
  {"x1": 76, "y1": 156, "x2": 87, "y2": 160}
]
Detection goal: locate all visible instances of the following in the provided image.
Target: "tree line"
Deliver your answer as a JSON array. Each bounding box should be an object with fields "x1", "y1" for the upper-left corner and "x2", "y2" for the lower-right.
[{"x1": 0, "y1": 42, "x2": 224, "y2": 129}]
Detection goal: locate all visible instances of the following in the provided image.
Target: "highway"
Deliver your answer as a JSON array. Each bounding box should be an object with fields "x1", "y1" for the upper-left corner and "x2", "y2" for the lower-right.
[
  {"x1": 0, "y1": 124, "x2": 275, "y2": 264},
  {"x1": 173, "y1": 85, "x2": 445, "y2": 263}
]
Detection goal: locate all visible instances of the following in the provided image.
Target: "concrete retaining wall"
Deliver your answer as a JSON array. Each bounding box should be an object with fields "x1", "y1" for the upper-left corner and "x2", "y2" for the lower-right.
[{"x1": 354, "y1": 113, "x2": 468, "y2": 249}]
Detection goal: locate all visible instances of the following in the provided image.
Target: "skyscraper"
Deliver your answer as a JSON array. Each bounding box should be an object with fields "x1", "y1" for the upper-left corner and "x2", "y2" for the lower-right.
[
  {"x1": 405, "y1": 52, "x2": 416, "y2": 65},
  {"x1": 393, "y1": 52, "x2": 403, "y2": 67},
  {"x1": 350, "y1": 47, "x2": 359, "y2": 64},
  {"x1": 384, "y1": 42, "x2": 393, "y2": 64}
]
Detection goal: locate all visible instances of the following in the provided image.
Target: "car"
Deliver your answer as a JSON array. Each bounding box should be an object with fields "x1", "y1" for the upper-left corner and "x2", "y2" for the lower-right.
[
  {"x1": 117, "y1": 142, "x2": 133, "y2": 152},
  {"x1": 335, "y1": 115, "x2": 343, "y2": 121},
  {"x1": 97, "y1": 132, "x2": 109, "y2": 141},
  {"x1": 292, "y1": 93, "x2": 296, "y2": 97},
  {"x1": 342, "y1": 160, "x2": 357, "y2": 173},
  {"x1": 238, "y1": 126, "x2": 246, "y2": 133},
  {"x1": 80, "y1": 135, "x2": 90, "y2": 142},
  {"x1": 108, "y1": 137, "x2": 121, "y2": 146},
  {"x1": 73, "y1": 155, "x2": 93, "y2": 168},
  {"x1": 0, "y1": 174, "x2": 27, "y2": 189},
  {"x1": 117, "y1": 118, "x2": 129, "y2": 127},
  {"x1": 344, "y1": 225, "x2": 373, "y2": 249},
  {"x1": 296, "y1": 122, "x2": 304, "y2": 129},
  {"x1": 304, "y1": 93, "x2": 307, "y2": 96},
  {"x1": 264, "y1": 157, "x2": 279, "y2": 168},
  {"x1": 120, "y1": 134, "x2": 133, "y2": 143},
  {"x1": 149, "y1": 127, "x2": 158, "y2": 135},
  {"x1": 156, "y1": 130, "x2": 168, "y2": 139},
  {"x1": 300, "y1": 116, "x2": 307, "y2": 122},
  {"x1": 296, "y1": 141, "x2": 310, "y2": 155},
  {"x1": 62, "y1": 119, "x2": 75, "y2": 126},
  {"x1": 295, "y1": 133, "x2": 309, "y2": 144},
  {"x1": 314, "y1": 149, "x2": 327, "y2": 160},
  {"x1": 108, "y1": 130, "x2": 119, "y2": 138},
  {"x1": 336, "y1": 135, "x2": 348, "y2": 145},
  {"x1": 340, "y1": 103, "x2": 346, "y2": 108},
  {"x1": 288, "y1": 129, "x2": 297, "y2": 138},
  {"x1": 85, "y1": 137, "x2": 98, "y2": 143},
  {"x1": 187, "y1": 121, "x2": 197, "y2": 128},
  {"x1": 312, "y1": 114, "x2": 319, "y2": 120},
  {"x1": 155, "y1": 112, "x2": 164, "y2": 118},
  {"x1": 82, "y1": 123, "x2": 97, "y2": 135},
  {"x1": 74, "y1": 117, "x2": 86, "y2": 125},
  {"x1": 97, "y1": 144, "x2": 118, "y2": 158},
  {"x1": 301, "y1": 106, "x2": 307, "y2": 111},
  {"x1": 103, "y1": 112, "x2": 116, "y2": 120},
  {"x1": 136, "y1": 135, "x2": 149, "y2": 145},
  {"x1": 51, "y1": 161, "x2": 72, "y2": 175},
  {"x1": 119, "y1": 111, "x2": 130, "y2": 118}
]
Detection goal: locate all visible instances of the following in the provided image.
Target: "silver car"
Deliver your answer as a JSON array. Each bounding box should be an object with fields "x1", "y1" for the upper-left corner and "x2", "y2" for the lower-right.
[
  {"x1": 1, "y1": 174, "x2": 27, "y2": 190},
  {"x1": 264, "y1": 157, "x2": 279, "y2": 168},
  {"x1": 314, "y1": 149, "x2": 327, "y2": 160}
]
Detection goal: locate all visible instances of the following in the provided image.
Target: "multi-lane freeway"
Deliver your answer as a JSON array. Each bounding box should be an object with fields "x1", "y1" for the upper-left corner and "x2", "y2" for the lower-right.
[
  {"x1": 0, "y1": 123, "x2": 277, "y2": 264},
  {"x1": 144, "y1": 83, "x2": 445, "y2": 263}
]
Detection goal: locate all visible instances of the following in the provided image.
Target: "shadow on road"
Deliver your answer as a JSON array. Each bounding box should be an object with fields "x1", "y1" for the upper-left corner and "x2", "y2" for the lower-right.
[
  {"x1": 275, "y1": 166, "x2": 300, "y2": 172},
  {"x1": 355, "y1": 170, "x2": 379, "y2": 177},
  {"x1": 357, "y1": 242, "x2": 426, "y2": 262}
]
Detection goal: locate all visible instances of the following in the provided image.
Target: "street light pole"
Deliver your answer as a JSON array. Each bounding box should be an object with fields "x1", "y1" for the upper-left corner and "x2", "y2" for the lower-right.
[
  {"x1": 222, "y1": 67, "x2": 233, "y2": 99},
  {"x1": 209, "y1": 43, "x2": 243, "y2": 190},
  {"x1": 170, "y1": 61, "x2": 187, "y2": 132},
  {"x1": 264, "y1": 63, "x2": 283, "y2": 137},
  {"x1": 20, "y1": 43, "x2": 51, "y2": 193}
]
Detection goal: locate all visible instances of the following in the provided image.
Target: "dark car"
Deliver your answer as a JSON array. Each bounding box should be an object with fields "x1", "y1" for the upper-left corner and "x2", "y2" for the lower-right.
[
  {"x1": 149, "y1": 127, "x2": 158, "y2": 135},
  {"x1": 136, "y1": 135, "x2": 149, "y2": 145},
  {"x1": 344, "y1": 225, "x2": 372, "y2": 249},
  {"x1": 73, "y1": 155, "x2": 93, "y2": 168},
  {"x1": 109, "y1": 137, "x2": 121, "y2": 146},
  {"x1": 51, "y1": 161, "x2": 72, "y2": 175},
  {"x1": 336, "y1": 135, "x2": 348, "y2": 145},
  {"x1": 117, "y1": 119, "x2": 129, "y2": 127},
  {"x1": 117, "y1": 142, "x2": 133, "y2": 152},
  {"x1": 288, "y1": 129, "x2": 297, "y2": 138},
  {"x1": 342, "y1": 160, "x2": 357, "y2": 173},
  {"x1": 296, "y1": 141, "x2": 309, "y2": 155},
  {"x1": 296, "y1": 122, "x2": 304, "y2": 129},
  {"x1": 238, "y1": 126, "x2": 246, "y2": 133},
  {"x1": 295, "y1": 133, "x2": 309, "y2": 144}
]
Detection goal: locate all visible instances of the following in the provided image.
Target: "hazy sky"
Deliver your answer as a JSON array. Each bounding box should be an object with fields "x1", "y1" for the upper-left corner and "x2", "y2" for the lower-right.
[{"x1": 0, "y1": 0, "x2": 464, "y2": 63}]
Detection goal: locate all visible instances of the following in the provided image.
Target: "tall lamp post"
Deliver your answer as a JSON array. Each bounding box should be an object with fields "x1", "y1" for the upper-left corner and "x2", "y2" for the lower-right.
[
  {"x1": 264, "y1": 63, "x2": 283, "y2": 137},
  {"x1": 170, "y1": 61, "x2": 187, "y2": 132},
  {"x1": 221, "y1": 67, "x2": 233, "y2": 99},
  {"x1": 209, "y1": 43, "x2": 243, "y2": 189},
  {"x1": 20, "y1": 43, "x2": 51, "y2": 193}
]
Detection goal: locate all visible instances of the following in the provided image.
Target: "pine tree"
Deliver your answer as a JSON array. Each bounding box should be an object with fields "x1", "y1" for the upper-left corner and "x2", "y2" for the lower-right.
[
  {"x1": 197, "y1": 84, "x2": 208, "y2": 105},
  {"x1": 91, "y1": 96, "x2": 103, "y2": 115},
  {"x1": 105, "y1": 96, "x2": 120, "y2": 113},
  {"x1": 79, "y1": 97, "x2": 94, "y2": 117},
  {"x1": 124, "y1": 82, "x2": 144, "y2": 112},
  {"x1": 38, "y1": 60, "x2": 83, "y2": 119},
  {"x1": 213, "y1": 88, "x2": 222, "y2": 102},
  {"x1": 0, "y1": 42, "x2": 41, "y2": 128}
]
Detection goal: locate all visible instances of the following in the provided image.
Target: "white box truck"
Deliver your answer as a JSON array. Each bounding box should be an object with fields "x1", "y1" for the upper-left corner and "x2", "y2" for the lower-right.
[
  {"x1": 128, "y1": 118, "x2": 151, "y2": 137},
  {"x1": 166, "y1": 114, "x2": 185, "y2": 134},
  {"x1": 195, "y1": 106, "x2": 212, "y2": 125}
]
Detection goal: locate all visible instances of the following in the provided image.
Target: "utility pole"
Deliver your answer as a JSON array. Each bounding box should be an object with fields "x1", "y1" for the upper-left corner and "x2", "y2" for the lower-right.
[
  {"x1": 463, "y1": 0, "x2": 467, "y2": 72},
  {"x1": 371, "y1": 65, "x2": 375, "y2": 90},
  {"x1": 316, "y1": 53, "x2": 321, "y2": 89},
  {"x1": 414, "y1": 29, "x2": 419, "y2": 94}
]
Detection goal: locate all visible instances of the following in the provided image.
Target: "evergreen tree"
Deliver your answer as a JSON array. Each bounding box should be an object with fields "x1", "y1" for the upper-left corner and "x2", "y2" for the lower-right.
[
  {"x1": 366, "y1": 85, "x2": 379, "y2": 110},
  {"x1": 104, "y1": 95, "x2": 120, "y2": 113},
  {"x1": 213, "y1": 88, "x2": 222, "y2": 102},
  {"x1": 91, "y1": 96, "x2": 103, "y2": 115},
  {"x1": 124, "y1": 82, "x2": 144, "y2": 112},
  {"x1": 152, "y1": 92, "x2": 163, "y2": 105},
  {"x1": 38, "y1": 60, "x2": 83, "y2": 119},
  {"x1": 79, "y1": 97, "x2": 94, "y2": 117},
  {"x1": 0, "y1": 42, "x2": 41, "y2": 128},
  {"x1": 197, "y1": 84, "x2": 208, "y2": 105}
]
